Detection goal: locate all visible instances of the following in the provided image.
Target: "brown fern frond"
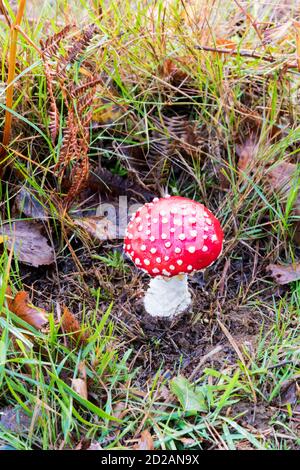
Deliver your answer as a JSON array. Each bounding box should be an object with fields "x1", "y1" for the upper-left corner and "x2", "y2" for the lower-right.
[
  {"x1": 40, "y1": 24, "x2": 74, "y2": 58},
  {"x1": 55, "y1": 109, "x2": 79, "y2": 175},
  {"x1": 43, "y1": 61, "x2": 59, "y2": 143},
  {"x1": 65, "y1": 156, "x2": 90, "y2": 208},
  {"x1": 57, "y1": 24, "x2": 98, "y2": 79}
]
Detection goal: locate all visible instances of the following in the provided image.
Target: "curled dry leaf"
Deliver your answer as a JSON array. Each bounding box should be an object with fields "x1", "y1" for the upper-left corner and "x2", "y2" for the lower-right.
[
  {"x1": 61, "y1": 306, "x2": 88, "y2": 344},
  {"x1": 1, "y1": 220, "x2": 55, "y2": 267},
  {"x1": 5, "y1": 287, "x2": 48, "y2": 329},
  {"x1": 267, "y1": 263, "x2": 300, "y2": 284},
  {"x1": 71, "y1": 361, "x2": 88, "y2": 400},
  {"x1": 236, "y1": 135, "x2": 259, "y2": 173},
  {"x1": 73, "y1": 216, "x2": 116, "y2": 241},
  {"x1": 133, "y1": 430, "x2": 154, "y2": 450}
]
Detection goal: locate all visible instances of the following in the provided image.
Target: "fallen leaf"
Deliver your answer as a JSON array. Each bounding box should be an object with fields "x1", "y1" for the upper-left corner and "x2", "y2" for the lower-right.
[
  {"x1": 236, "y1": 135, "x2": 259, "y2": 172},
  {"x1": 71, "y1": 361, "x2": 88, "y2": 400},
  {"x1": 215, "y1": 38, "x2": 236, "y2": 49},
  {"x1": 61, "y1": 306, "x2": 88, "y2": 344},
  {"x1": 0, "y1": 406, "x2": 32, "y2": 433},
  {"x1": 14, "y1": 187, "x2": 48, "y2": 220},
  {"x1": 5, "y1": 287, "x2": 48, "y2": 329},
  {"x1": 267, "y1": 263, "x2": 300, "y2": 284},
  {"x1": 73, "y1": 216, "x2": 116, "y2": 241},
  {"x1": 267, "y1": 162, "x2": 300, "y2": 243},
  {"x1": 1, "y1": 220, "x2": 54, "y2": 267},
  {"x1": 279, "y1": 377, "x2": 300, "y2": 405},
  {"x1": 133, "y1": 430, "x2": 154, "y2": 450},
  {"x1": 159, "y1": 57, "x2": 190, "y2": 84},
  {"x1": 92, "y1": 89, "x2": 127, "y2": 125}
]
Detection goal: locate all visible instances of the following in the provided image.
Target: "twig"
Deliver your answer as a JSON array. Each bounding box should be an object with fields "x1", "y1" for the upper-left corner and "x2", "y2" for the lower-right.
[
  {"x1": 0, "y1": 0, "x2": 26, "y2": 176},
  {"x1": 189, "y1": 345, "x2": 223, "y2": 381},
  {"x1": 0, "y1": 0, "x2": 11, "y2": 27},
  {"x1": 196, "y1": 45, "x2": 297, "y2": 69}
]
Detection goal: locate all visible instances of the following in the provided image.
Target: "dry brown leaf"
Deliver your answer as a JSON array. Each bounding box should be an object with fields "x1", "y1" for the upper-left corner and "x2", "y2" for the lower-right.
[
  {"x1": 215, "y1": 38, "x2": 236, "y2": 49},
  {"x1": 61, "y1": 306, "x2": 88, "y2": 344},
  {"x1": 5, "y1": 287, "x2": 48, "y2": 329},
  {"x1": 71, "y1": 361, "x2": 88, "y2": 400},
  {"x1": 267, "y1": 263, "x2": 300, "y2": 284},
  {"x1": 133, "y1": 430, "x2": 154, "y2": 450},
  {"x1": 1, "y1": 220, "x2": 54, "y2": 267},
  {"x1": 279, "y1": 377, "x2": 300, "y2": 405},
  {"x1": 236, "y1": 135, "x2": 259, "y2": 172},
  {"x1": 73, "y1": 216, "x2": 116, "y2": 241},
  {"x1": 14, "y1": 187, "x2": 47, "y2": 220}
]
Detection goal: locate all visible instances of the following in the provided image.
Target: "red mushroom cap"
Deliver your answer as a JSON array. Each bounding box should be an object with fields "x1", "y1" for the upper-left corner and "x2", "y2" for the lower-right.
[{"x1": 124, "y1": 196, "x2": 223, "y2": 277}]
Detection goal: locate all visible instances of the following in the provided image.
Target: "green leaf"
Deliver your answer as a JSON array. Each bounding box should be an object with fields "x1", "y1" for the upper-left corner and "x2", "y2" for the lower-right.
[{"x1": 170, "y1": 376, "x2": 207, "y2": 412}]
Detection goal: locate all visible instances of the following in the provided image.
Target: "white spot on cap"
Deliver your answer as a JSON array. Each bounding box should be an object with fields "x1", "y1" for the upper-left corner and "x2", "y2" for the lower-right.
[
  {"x1": 160, "y1": 210, "x2": 166, "y2": 216},
  {"x1": 175, "y1": 247, "x2": 181, "y2": 254},
  {"x1": 135, "y1": 217, "x2": 141, "y2": 223},
  {"x1": 150, "y1": 236, "x2": 155, "y2": 241},
  {"x1": 152, "y1": 268, "x2": 160, "y2": 274},
  {"x1": 179, "y1": 234, "x2": 186, "y2": 241},
  {"x1": 170, "y1": 228, "x2": 176, "y2": 233},
  {"x1": 144, "y1": 259, "x2": 150, "y2": 265},
  {"x1": 189, "y1": 217, "x2": 196, "y2": 224},
  {"x1": 169, "y1": 265, "x2": 175, "y2": 270},
  {"x1": 164, "y1": 256, "x2": 169, "y2": 261},
  {"x1": 177, "y1": 260, "x2": 183, "y2": 266},
  {"x1": 161, "y1": 233, "x2": 167, "y2": 240},
  {"x1": 153, "y1": 197, "x2": 159, "y2": 202},
  {"x1": 188, "y1": 246, "x2": 195, "y2": 253},
  {"x1": 190, "y1": 230, "x2": 197, "y2": 237},
  {"x1": 127, "y1": 244, "x2": 131, "y2": 250},
  {"x1": 153, "y1": 218, "x2": 158, "y2": 223},
  {"x1": 206, "y1": 219, "x2": 212, "y2": 225},
  {"x1": 203, "y1": 235, "x2": 208, "y2": 239},
  {"x1": 135, "y1": 258, "x2": 141, "y2": 265},
  {"x1": 128, "y1": 233, "x2": 133, "y2": 239},
  {"x1": 162, "y1": 269, "x2": 171, "y2": 276},
  {"x1": 211, "y1": 234, "x2": 217, "y2": 242},
  {"x1": 187, "y1": 265, "x2": 193, "y2": 270},
  {"x1": 156, "y1": 257, "x2": 161, "y2": 263},
  {"x1": 165, "y1": 194, "x2": 171, "y2": 198},
  {"x1": 165, "y1": 242, "x2": 171, "y2": 248},
  {"x1": 138, "y1": 225, "x2": 143, "y2": 232},
  {"x1": 162, "y1": 217, "x2": 168, "y2": 224},
  {"x1": 174, "y1": 218, "x2": 181, "y2": 225},
  {"x1": 150, "y1": 247, "x2": 157, "y2": 254},
  {"x1": 171, "y1": 208, "x2": 178, "y2": 214},
  {"x1": 146, "y1": 230, "x2": 151, "y2": 235},
  {"x1": 202, "y1": 245, "x2": 208, "y2": 252}
]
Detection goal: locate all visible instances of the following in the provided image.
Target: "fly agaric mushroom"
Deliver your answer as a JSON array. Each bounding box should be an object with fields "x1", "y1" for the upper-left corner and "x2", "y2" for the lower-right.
[{"x1": 124, "y1": 196, "x2": 223, "y2": 318}]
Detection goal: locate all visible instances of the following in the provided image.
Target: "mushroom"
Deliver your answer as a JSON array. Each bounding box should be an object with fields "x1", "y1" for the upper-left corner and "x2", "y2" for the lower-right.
[{"x1": 124, "y1": 196, "x2": 223, "y2": 318}]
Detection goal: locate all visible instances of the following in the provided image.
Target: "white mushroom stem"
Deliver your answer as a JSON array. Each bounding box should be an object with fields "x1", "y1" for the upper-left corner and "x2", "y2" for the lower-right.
[{"x1": 144, "y1": 274, "x2": 191, "y2": 318}]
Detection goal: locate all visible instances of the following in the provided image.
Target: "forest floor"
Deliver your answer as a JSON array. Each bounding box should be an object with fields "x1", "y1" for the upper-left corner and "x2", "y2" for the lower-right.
[{"x1": 0, "y1": 0, "x2": 300, "y2": 450}]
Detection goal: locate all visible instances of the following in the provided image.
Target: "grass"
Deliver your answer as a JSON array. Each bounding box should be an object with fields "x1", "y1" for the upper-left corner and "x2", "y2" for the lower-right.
[{"x1": 0, "y1": 0, "x2": 300, "y2": 450}]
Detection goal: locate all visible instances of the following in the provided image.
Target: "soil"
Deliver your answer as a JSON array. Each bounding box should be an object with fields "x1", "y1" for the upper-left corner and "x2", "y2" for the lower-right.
[{"x1": 19, "y1": 237, "x2": 273, "y2": 381}]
